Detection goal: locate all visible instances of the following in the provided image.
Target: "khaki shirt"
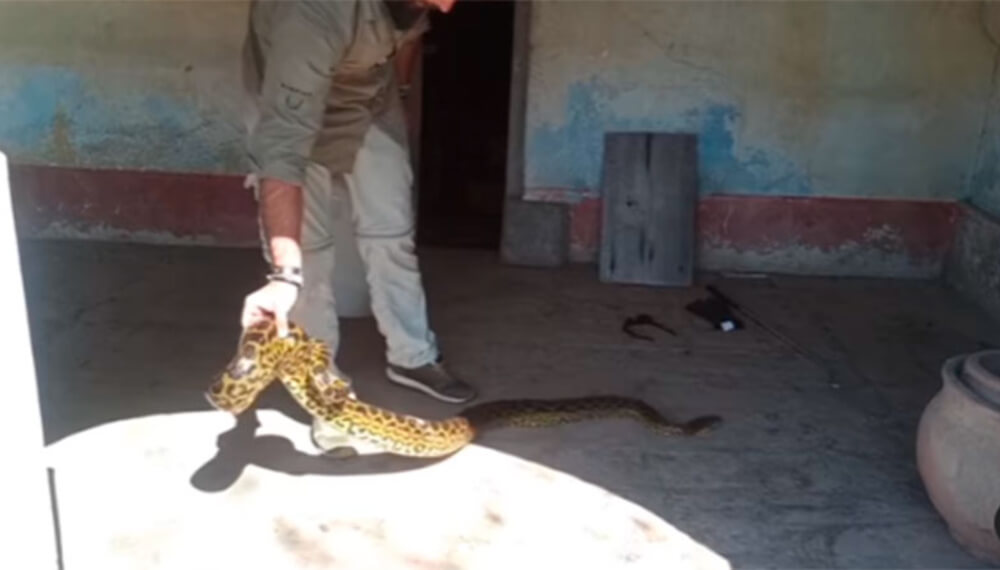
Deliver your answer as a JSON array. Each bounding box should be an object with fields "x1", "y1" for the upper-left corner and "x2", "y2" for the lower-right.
[{"x1": 242, "y1": 0, "x2": 428, "y2": 184}]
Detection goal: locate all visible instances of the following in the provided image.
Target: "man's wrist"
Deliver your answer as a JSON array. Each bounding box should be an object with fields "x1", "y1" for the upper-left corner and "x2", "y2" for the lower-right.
[
  {"x1": 267, "y1": 235, "x2": 303, "y2": 289},
  {"x1": 269, "y1": 236, "x2": 302, "y2": 268}
]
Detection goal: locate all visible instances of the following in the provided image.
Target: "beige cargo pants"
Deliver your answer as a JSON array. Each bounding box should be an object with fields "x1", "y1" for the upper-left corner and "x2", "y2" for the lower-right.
[{"x1": 246, "y1": 124, "x2": 439, "y2": 374}]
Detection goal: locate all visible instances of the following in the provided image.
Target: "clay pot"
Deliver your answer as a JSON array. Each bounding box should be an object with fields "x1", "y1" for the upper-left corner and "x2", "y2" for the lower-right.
[{"x1": 917, "y1": 351, "x2": 1000, "y2": 565}]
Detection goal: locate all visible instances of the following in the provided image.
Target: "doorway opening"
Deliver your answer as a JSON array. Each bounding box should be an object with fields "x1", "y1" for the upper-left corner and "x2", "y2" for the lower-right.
[{"x1": 414, "y1": 0, "x2": 515, "y2": 250}]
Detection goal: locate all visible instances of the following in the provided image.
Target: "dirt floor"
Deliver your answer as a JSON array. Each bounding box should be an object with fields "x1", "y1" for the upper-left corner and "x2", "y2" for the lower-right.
[{"x1": 19, "y1": 239, "x2": 1000, "y2": 569}]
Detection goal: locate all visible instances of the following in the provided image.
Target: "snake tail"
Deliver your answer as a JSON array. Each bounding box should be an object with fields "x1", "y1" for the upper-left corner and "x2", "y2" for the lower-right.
[{"x1": 458, "y1": 396, "x2": 722, "y2": 436}]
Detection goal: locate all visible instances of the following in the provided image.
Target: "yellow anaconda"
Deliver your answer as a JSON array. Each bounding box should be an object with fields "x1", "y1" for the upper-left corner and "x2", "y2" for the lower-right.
[{"x1": 205, "y1": 318, "x2": 722, "y2": 458}]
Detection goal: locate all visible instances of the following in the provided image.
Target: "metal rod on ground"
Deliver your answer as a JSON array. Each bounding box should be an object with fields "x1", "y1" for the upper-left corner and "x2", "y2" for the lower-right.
[{"x1": 0, "y1": 150, "x2": 60, "y2": 568}]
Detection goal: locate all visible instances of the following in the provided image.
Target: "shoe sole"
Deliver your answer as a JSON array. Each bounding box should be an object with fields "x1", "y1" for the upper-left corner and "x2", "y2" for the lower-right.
[{"x1": 385, "y1": 367, "x2": 473, "y2": 404}]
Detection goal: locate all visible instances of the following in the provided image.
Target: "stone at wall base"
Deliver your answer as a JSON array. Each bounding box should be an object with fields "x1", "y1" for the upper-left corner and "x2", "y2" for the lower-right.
[
  {"x1": 944, "y1": 201, "x2": 1000, "y2": 323},
  {"x1": 500, "y1": 198, "x2": 569, "y2": 267}
]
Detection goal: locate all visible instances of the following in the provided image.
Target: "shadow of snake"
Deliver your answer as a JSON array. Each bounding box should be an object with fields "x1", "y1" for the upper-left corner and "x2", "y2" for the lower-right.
[
  {"x1": 204, "y1": 318, "x2": 722, "y2": 459},
  {"x1": 189, "y1": 409, "x2": 450, "y2": 493}
]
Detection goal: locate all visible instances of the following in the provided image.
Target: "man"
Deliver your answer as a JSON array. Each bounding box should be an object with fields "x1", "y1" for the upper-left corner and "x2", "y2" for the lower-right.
[{"x1": 238, "y1": 0, "x2": 477, "y2": 446}]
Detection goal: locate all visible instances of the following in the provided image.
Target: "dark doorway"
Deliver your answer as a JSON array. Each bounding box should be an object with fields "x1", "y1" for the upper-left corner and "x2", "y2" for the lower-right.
[{"x1": 415, "y1": 0, "x2": 514, "y2": 250}]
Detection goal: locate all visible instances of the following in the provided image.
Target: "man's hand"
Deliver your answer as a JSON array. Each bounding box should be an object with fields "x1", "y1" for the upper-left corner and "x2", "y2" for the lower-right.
[{"x1": 241, "y1": 280, "x2": 299, "y2": 337}]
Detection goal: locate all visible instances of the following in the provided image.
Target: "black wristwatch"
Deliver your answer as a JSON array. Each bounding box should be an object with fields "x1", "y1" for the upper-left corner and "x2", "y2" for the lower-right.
[{"x1": 267, "y1": 265, "x2": 303, "y2": 288}]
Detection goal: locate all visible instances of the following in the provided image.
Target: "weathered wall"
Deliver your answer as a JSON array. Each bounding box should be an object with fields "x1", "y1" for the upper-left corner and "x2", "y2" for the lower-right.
[
  {"x1": 523, "y1": 2, "x2": 995, "y2": 201},
  {"x1": 513, "y1": 1, "x2": 1000, "y2": 274},
  {"x1": 0, "y1": 0, "x2": 995, "y2": 279},
  {"x1": 0, "y1": 0, "x2": 247, "y2": 174},
  {"x1": 7, "y1": 1, "x2": 993, "y2": 193}
]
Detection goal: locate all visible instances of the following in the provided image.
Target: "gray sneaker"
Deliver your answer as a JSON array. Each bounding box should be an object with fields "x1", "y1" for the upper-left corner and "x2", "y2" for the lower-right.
[{"x1": 386, "y1": 359, "x2": 478, "y2": 404}]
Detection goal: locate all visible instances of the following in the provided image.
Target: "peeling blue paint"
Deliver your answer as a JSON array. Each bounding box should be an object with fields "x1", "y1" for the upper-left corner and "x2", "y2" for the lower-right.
[
  {"x1": 696, "y1": 105, "x2": 812, "y2": 196},
  {"x1": 525, "y1": 80, "x2": 812, "y2": 197},
  {"x1": 0, "y1": 64, "x2": 243, "y2": 172},
  {"x1": 0, "y1": 66, "x2": 75, "y2": 156}
]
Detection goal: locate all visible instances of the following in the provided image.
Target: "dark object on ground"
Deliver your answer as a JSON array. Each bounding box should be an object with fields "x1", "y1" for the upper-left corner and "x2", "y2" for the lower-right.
[
  {"x1": 622, "y1": 313, "x2": 677, "y2": 341},
  {"x1": 706, "y1": 285, "x2": 742, "y2": 310},
  {"x1": 685, "y1": 296, "x2": 742, "y2": 332},
  {"x1": 707, "y1": 285, "x2": 788, "y2": 339}
]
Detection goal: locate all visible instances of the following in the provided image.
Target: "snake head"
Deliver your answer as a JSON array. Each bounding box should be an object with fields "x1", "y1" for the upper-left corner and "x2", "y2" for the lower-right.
[
  {"x1": 206, "y1": 354, "x2": 270, "y2": 415},
  {"x1": 205, "y1": 318, "x2": 290, "y2": 414},
  {"x1": 223, "y1": 353, "x2": 258, "y2": 380}
]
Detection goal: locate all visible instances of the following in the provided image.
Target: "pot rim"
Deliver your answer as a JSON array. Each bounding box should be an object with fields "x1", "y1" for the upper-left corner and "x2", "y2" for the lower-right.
[
  {"x1": 943, "y1": 353, "x2": 1000, "y2": 416},
  {"x1": 963, "y1": 350, "x2": 1000, "y2": 404}
]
